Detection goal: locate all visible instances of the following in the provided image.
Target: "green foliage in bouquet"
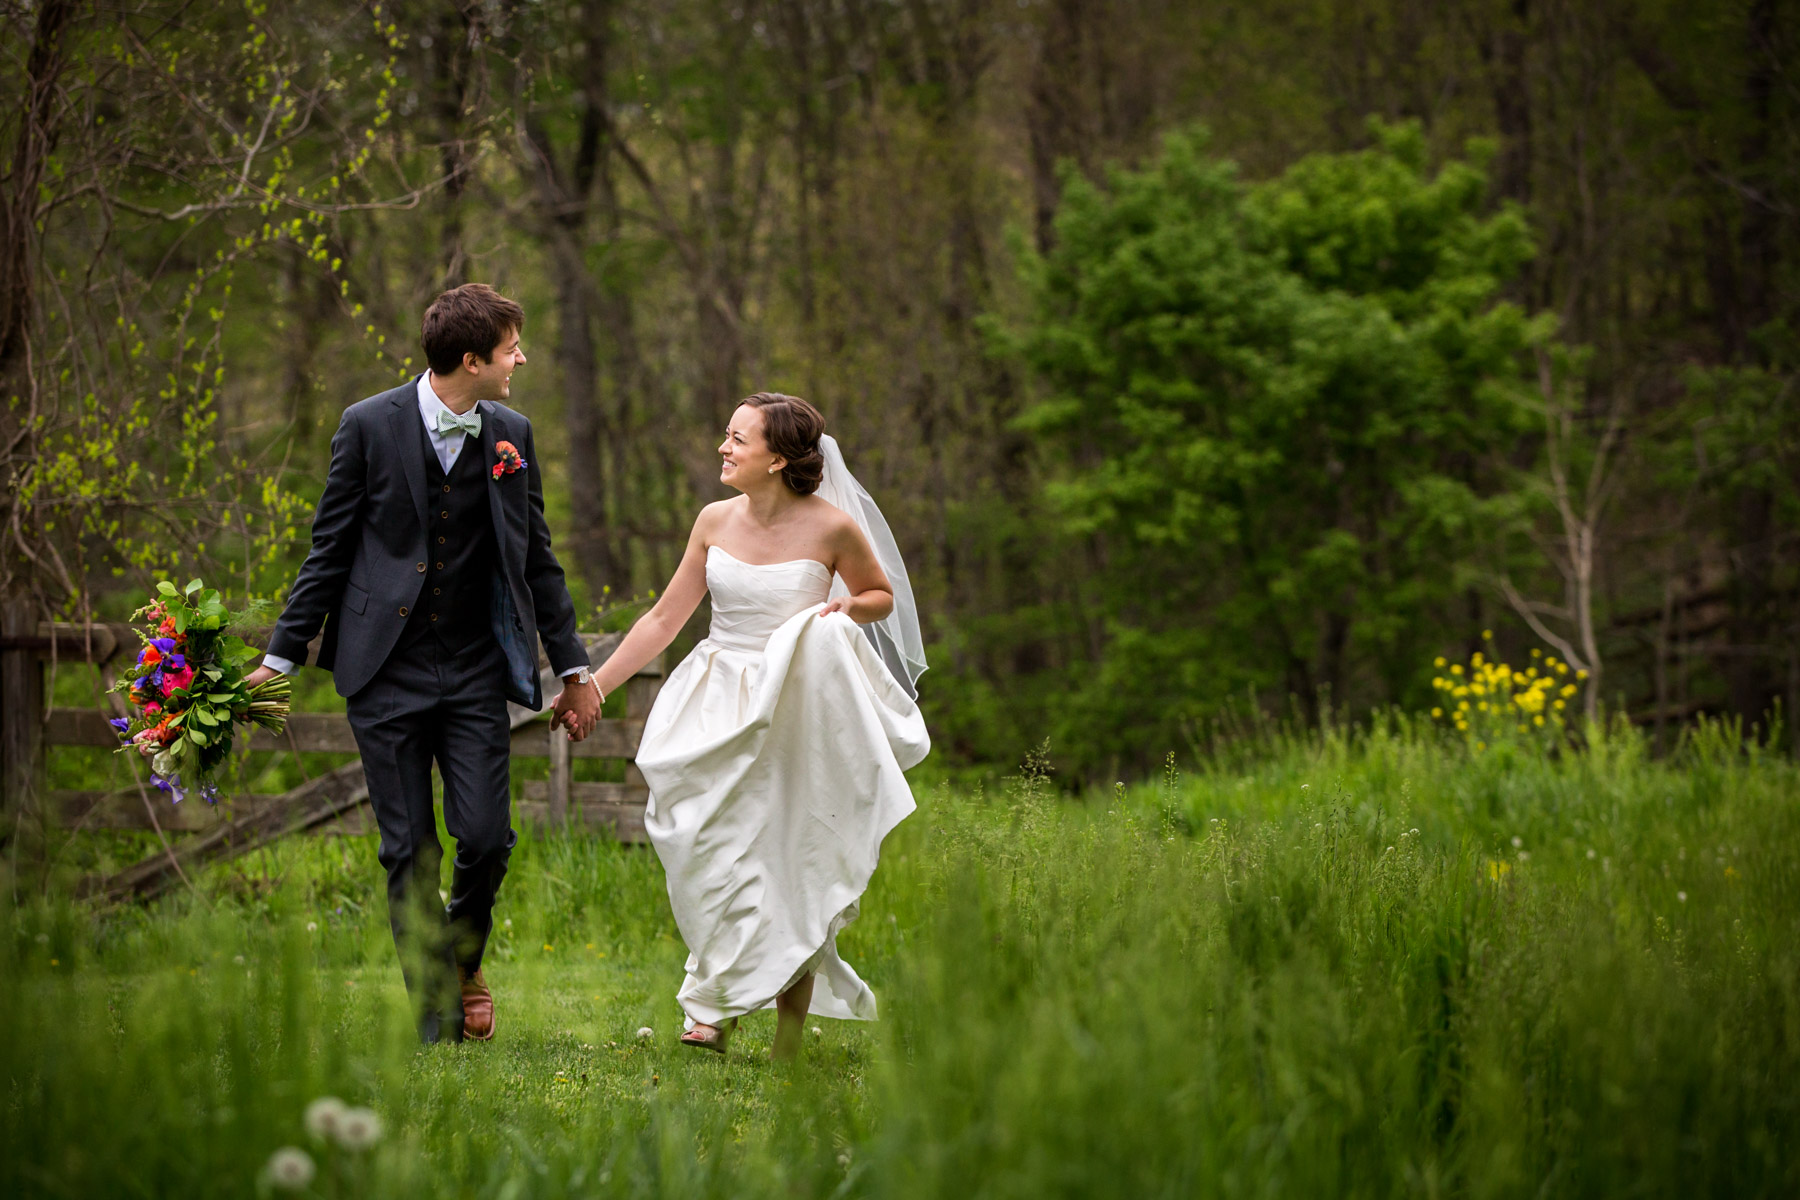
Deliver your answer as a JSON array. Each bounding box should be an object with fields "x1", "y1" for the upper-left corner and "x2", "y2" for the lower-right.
[{"x1": 108, "y1": 578, "x2": 291, "y2": 803}]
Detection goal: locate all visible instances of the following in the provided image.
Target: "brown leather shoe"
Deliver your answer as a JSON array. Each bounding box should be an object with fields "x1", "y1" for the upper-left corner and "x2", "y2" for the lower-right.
[{"x1": 459, "y1": 967, "x2": 495, "y2": 1041}]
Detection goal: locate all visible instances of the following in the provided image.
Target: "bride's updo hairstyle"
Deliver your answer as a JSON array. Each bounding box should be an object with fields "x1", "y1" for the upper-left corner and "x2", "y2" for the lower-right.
[{"x1": 741, "y1": 392, "x2": 826, "y2": 495}]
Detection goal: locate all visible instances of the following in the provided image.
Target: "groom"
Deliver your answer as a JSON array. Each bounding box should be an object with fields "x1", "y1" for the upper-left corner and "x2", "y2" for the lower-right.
[{"x1": 246, "y1": 283, "x2": 603, "y2": 1043}]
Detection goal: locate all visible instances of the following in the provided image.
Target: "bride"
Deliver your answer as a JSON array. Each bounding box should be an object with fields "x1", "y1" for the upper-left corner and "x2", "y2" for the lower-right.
[{"x1": 581, "y1": 392, "x2": 929, "y2": 1059}]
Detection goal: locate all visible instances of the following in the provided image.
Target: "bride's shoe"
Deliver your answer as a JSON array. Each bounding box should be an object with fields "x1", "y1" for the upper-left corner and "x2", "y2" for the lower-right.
[{"x1": 679, "y1": 1017, "x2": 737, "y2": 1054}]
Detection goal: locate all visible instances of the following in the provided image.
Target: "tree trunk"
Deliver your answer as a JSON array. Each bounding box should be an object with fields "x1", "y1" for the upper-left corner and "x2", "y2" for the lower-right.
[{"x1": 0, "y1": 0, "x2": 77, "y2": 386}]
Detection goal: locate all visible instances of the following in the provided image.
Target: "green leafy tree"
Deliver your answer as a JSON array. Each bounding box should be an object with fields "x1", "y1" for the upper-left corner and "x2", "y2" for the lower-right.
[{"x1": 1007, "y1": 121, "x2": 1549, "y2": 772}]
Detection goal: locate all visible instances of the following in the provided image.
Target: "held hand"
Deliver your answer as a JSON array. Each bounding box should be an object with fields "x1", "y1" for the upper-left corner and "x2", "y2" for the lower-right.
[
  {"x1": 552, "y1": 677, "x2": 603, "y2": 742},
  {"x1": 245, "y1": 664, "x2": 280, "y2": 689},
  {"x1": 816, "y1": 597, "x2": 855, "y2": 620}
]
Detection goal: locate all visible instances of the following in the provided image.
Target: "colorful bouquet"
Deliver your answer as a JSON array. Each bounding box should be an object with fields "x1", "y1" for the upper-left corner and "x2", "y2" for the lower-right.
[{"x1": 109, "y1": 579, "x2": 292, "y2": 803}]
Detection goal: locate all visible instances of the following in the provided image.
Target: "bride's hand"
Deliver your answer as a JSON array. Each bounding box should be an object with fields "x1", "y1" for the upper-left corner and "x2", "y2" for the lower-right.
[{"x1": 816, "y1": 597, "x2": 855, "y2": 620}]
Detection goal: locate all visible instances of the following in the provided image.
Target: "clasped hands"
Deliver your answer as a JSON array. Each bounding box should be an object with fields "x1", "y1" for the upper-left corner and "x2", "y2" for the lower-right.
[{"x1": 552, "y1": 675, "x2": 603, "y2": 742}]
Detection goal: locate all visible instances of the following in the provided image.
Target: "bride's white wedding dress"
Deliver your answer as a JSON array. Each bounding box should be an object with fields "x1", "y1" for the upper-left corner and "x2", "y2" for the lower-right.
[{"x1": 635, "y1": 545, "x2": 930, "y2": 1027}]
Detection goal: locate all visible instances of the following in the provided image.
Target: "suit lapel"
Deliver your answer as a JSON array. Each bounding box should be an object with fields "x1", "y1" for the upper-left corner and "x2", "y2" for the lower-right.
[
  {"x1": 479, "y1": 401, "x2": 512, "y2": 563},
  {"x1": 389, "y1": 389, "x2": 428, "y2": 532}
]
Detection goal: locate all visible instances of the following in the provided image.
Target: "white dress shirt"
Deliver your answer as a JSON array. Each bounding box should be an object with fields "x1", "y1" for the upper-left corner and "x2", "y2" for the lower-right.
[{"x1": 262, "y1": 374, "x2": 584, "y2": 681}]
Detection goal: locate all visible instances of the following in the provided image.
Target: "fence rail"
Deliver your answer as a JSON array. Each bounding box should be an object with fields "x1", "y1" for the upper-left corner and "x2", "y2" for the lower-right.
[{"x1": 0, "y1": 607, "x2": 660, "y2": 868}]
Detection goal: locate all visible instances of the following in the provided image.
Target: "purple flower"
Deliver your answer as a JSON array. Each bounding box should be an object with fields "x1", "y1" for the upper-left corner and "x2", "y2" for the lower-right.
[
  {"x1": 149, "y1": 637, "x2": 177, "y2": 653},
  {"x1": 200, "y1": 782, "x2": 221, "y2": 805},
  {"x1": 151, "y1": 774, "x2": 186, "y2": 803},
  {"x1": 108, "y1": 717, "x2": 131, "y2": 738},
  {"x1": 167, "y1": 653, "x2": 186, "y2": 671}
]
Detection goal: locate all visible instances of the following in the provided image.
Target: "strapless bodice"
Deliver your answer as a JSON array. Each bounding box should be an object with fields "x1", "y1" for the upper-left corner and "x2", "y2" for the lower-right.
[{"x1": 704, "y1": 546, "x2": 832, "y2": 653}]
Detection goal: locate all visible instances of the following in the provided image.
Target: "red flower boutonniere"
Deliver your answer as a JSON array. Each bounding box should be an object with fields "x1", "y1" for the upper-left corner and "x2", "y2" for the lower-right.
[{"x1": 492, "y1": 440, "x2": 528, "y2": 481}]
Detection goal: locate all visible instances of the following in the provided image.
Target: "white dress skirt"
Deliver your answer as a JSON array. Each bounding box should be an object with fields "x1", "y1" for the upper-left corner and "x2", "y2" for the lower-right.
[{"x1": 634, "y1": 546, "x2": 930, "y2": 1027}]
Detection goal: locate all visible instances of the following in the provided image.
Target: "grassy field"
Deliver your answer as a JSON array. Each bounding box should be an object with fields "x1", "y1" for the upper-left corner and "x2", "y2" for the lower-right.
[{"x1": 4, "y1": 719, "x2": 1798, "y2": 1198}]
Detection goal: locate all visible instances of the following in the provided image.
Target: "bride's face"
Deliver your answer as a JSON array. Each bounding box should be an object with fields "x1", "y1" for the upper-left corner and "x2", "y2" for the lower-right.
[{"x1": 719, "y1": 404, "x2": 784, "y2": 492}]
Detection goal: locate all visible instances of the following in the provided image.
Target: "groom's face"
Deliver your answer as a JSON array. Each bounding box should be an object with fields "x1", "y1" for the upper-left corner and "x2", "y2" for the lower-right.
[{"x1": 466, "y1": 328, "x2": 526, "y2": 402}]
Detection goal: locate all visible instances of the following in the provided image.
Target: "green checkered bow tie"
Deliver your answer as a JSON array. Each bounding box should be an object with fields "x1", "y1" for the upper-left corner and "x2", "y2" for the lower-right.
[{"x1": 434, "y1": 407, "x2": 482, "y2": 439}]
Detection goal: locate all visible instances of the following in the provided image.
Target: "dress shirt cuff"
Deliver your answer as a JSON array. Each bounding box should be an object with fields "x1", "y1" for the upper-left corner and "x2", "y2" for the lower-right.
[
  {"x1": 260, "y1": 653, "x2": 299, "y2": 676},
  {"x1": 558, "y1": 666, "x2": 585, "y2": 678}
]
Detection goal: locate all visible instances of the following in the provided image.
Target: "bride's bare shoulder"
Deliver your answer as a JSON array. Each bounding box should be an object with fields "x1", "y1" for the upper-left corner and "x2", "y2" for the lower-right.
[
  {"x1": 690, "y1": 498, "x2": 742, "y2": 542},
  {"x1": 807, "y1": 496, "x2": 861, "y2": 540}
]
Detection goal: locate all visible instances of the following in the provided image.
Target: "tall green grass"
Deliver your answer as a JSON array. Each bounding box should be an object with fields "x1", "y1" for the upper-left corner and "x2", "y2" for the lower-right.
[{"x1": 4, "y1": 722, "x2": 1796, "y2": 1197}]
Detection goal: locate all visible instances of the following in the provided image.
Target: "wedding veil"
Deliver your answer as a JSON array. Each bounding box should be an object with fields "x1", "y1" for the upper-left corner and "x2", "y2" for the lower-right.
[{"x1": 815, "y1": 434, "x2": 927, "y2": 698}]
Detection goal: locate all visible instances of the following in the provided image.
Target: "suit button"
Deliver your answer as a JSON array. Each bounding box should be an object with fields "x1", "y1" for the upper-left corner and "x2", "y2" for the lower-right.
[
  {"x1": 440, "y1": 510, "x2": 449, "y2": 519},
  {"x1": 430, "y1": 613, "x2": 439, "y2": 622},
  {"x1": 398, "y1": 606, "x2": 409, "y2": 617},
  {"x1": 436, "y1": 561, "x2": 444, "y2": 570},
  {"x1": 433, "y1": 587, "x2": 441, "y2": 596},
  {"x1": 415, "y1": 562, "x2": 425, "y2": 573},
  {"x1": 437, "y1": 536, "x2": 446, "y2": 544},
  {"x1": 442, "y1": 484, "x2": 451, "y2": 493}
]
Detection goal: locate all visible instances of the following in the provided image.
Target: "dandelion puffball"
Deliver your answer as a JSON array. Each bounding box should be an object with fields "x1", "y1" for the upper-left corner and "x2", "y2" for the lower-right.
[
  {"x1": 303, "y1": 1096, "x2": 346, "y2": 1140},
  {"x1": 263, "y1": 1147, "x2": 316, "y2": 1191},
  {"x1": 636, "y1": 1027, "x2": 654, "y2": 1040},
  {"x1": 333, "y1": 1106, "x2": 383, "y2": 1151},
  {"x1": 811, "y1": 1026, "x2": 823, "y2": 1038}
]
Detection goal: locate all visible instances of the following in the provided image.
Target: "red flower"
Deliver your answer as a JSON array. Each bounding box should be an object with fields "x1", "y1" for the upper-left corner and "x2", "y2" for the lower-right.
[
  {"x1": 492, "y1": 440, "x2": 528, "y2": 481},
  {"x1": 145, "y1": 702, "x2": 162, "y2": 716},
  {"x1": 158, "y1": 617, "x2": 177, "y2": 636},
  {"x1": 141, "y1": 645, "x2": 162, "y2": 667}
]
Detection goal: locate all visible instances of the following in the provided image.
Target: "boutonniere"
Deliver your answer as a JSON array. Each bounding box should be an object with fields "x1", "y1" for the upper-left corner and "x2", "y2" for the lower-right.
[{"x1": 492, "y1": 440, "x2": 528, "y2": 481}]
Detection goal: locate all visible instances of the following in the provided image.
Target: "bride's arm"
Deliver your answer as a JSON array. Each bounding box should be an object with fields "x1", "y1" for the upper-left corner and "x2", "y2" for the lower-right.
[
  {"x1": 592, "y1": 507, "x2": 716, "y2": 699},
  {"x1": 818, "y1": 514, "x2": 894, "y2": 624}
]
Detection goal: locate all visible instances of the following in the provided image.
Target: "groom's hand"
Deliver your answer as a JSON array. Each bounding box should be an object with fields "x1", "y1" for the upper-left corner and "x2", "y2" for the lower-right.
[
  {"x1": 552, "y1": 677, "x2": 602, "y2": 742},
  {"x1": 245, "y1": 664, "x2": 279, "y2": 689}
]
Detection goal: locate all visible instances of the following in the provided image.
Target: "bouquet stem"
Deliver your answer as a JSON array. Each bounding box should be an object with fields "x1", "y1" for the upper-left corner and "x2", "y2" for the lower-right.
[{"x1": 245, "y1": 675, "x2": 292, "y2": 734}]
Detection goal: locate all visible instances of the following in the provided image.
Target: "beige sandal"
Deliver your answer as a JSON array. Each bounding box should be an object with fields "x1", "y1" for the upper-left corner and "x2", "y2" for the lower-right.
[{"x1": 679, "y1": 1017, "x2": 737, "y2": 1054}]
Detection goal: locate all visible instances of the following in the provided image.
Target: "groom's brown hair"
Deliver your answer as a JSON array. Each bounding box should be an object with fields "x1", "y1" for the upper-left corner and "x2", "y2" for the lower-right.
[{"x1": 421, "y1": 283, "x2": 525, "y2": 375}]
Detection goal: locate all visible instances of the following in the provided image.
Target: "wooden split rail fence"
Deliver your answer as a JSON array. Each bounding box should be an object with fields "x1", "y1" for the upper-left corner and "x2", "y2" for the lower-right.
[{"x1": 0, "y1": 605, "x2": 661, "y2": 904}]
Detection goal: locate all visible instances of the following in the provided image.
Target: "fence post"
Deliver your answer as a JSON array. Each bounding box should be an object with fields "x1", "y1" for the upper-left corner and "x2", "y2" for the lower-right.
[
  {"x1": 547, "y1": 718, "x2": 571, "y2": 828},
  {"x1": 1, "y1": 601, "x2": 46, "y2": 844}
]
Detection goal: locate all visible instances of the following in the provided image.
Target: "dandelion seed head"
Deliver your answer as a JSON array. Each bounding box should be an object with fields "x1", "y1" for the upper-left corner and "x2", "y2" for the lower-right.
[
  {"x1": 264, "y1": 1147, "x2": 315, "y2": 1190},
  {"x1": 636, "y1": 1027, "x2": 654, "y2": 1040},
  {"x1": 333, "y1": 1107, "x2": 383, "y2": 1151},
  {"x1": 1511, "y1": 836, "x2": 1523, "y2": 848},
  {"x1": 303, "y1": 1096, "x2": 346, "y2": 1139},
  {"x1": 1677, "y1": 891, "x2": 1687, "y2": 903}
]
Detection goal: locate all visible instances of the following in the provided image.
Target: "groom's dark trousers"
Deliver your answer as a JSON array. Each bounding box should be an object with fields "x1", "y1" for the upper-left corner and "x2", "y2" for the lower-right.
[{"x1": 266, "y1": 378, "x2": 588, "y2": 1043}]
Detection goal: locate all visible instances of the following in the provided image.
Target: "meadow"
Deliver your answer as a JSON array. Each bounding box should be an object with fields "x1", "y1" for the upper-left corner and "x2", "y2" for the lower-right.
[{"x1": 4, "y1": 719, "x2": 1797, "y2": 1199}]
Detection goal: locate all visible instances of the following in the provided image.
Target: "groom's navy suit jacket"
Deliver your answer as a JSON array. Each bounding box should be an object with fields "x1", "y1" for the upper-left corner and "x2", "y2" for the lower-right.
[{"x1": 267, "y1": 378, "x2": 587, "y2": 710}]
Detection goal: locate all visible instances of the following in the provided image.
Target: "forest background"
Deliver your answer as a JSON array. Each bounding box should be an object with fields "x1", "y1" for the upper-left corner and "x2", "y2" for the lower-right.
[{"x1": 2, "y1": 0, "x2": 1796, "y2": 782}]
